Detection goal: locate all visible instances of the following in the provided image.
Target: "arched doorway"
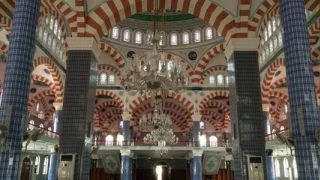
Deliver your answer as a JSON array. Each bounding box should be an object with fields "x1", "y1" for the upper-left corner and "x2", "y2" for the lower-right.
[{"x1": 20, "y1": 157, "x2": 31, "y2": 180}]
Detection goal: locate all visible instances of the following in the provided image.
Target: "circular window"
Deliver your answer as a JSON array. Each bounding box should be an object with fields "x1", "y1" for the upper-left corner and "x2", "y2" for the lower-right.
[
  {"x1": 270, "y1": 101, "x2": 276, "y2": 106},
  {"x1": 44, "y1": 69, "x2": 50, "y2": 74},
  {"x1": 48, "y1": 99, "x2": 54, "y2": 104},
  {"x1": 30, "y1": 88, "x2": 37, "y2": 93},
  {"x1": 275, "y1": 71, "x2": 281, "y2": 76},
  {"x1": 314, "y1": 71, "x2": 320, "y2": 77},
  {"x1": 127, "y1": 51, "x2": 135, "y2": 59},
  {"x1": 101, "y1": 108, "x2": 106, "y2": 112}
]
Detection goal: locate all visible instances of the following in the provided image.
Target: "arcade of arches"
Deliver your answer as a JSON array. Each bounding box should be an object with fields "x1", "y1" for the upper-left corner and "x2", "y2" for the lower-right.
[{"x1": 0, "y1": 0, "x2": 320, "y2": 180}]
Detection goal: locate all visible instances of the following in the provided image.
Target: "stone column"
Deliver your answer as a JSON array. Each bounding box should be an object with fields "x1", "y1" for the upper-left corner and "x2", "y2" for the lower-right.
[
  {"x1": 129, "y1": 152, "x2": 134, "y2": 180},
  {"x1": 192, "y1": 114, "x2": 201, "y2": 147},
  {"x1": 121, "y1": 150, "x2": 131, "y2": 180},
  {"x1": 192, "y1": 150, "x2": 203, "y2": 180},
  {"x1": 48, "y1": 145, "x2": 59, "y2": 180},
  {"x1": 0, "y1": 0, "x2": 40, "y2": 178},
  {"x1": 189, "y1": 157, "x2": 194, "y2": 180},
  {"x1": 59, "y1": 37, "x2": 99, "y2": 180},
  {"x1": 280, "y1": 0, "x2": 320, "y2": 179},
  {"x1": 226, "y1": 38, "x2": 266, "y2": 180},
  {"x1": 122, "y1": 114, "x2": 131, "y2": 146},
  {"x1": 52, "y1": 102, "x2": 63, "y2": 134},
  {"x1": 265, "y1": 149, "x2": 275, "y2": 180}
]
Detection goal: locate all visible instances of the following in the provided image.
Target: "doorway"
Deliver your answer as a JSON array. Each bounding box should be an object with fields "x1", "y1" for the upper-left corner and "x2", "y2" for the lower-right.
[
  {"x1": 20, "y1": 157, "x2": 31, "y2": 180},
  {"x1": 155, "y1": 162, "x2": 169, "y2": 180}
]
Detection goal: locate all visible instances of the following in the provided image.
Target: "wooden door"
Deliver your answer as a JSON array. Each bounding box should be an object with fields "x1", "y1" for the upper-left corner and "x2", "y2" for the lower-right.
[{"x1": 20, "y1": 157, "x2": 31, "y2": 180}]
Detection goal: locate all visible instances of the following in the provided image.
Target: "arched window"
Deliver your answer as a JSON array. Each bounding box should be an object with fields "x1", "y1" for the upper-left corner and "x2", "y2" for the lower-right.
[
  {"x1": 225, "y1": 76, "x2": 229, "y2": 86},
  {"x1": 39, "y1": 124, "x2": 44, "y2": 129},
  {"x1": 272, "y1": 129, "x2": 276, "y2": 139},
  {"x1": 278, "y1": 33, "x2": 283, "y2": 46},
  {"x1": 266, "y1": 120, "x2": 271, "y2": 134},
  {"x1": 170, "y1": 33, "x2": 178, "y2": 45},
  {"x1": 48, "y1": 127, "x2": 52, "y2": 137},
  {"x1": 0, "y1": 92, "x2": 3, "y2": 106},
  {"x1": 293, "y1": 158, "x2": 298, "y2": 178},
  {"x1": 182, "y1": 32, "x2": 190, "y2": 44},
  {"x1": 29, "y1": 120, "x2": 35, "y2": 131},
  {"x1": 200, "y1": 121, "x2": 205, "y2": 129},
  {"x1": 119, "y1": 121, "x2": 123, "y2": 129},
  {"x1": 99, "y1": 73, "x2": 107, "y2": 85},
  {"x1": 217, "y1": 74, "x2": 224, "y2": 86},
  {"x1": 209, "y1": 75, "x2": 215, "y2": 86},
  {"x1": 200, "y1": 134, "x2": 207, "y2": 147},
  {"x1": 36, "y1": 103, "x2": 40, "y2": 113},
  {"x1": 167, "y1": 61, "x2": 173, "y2": 71},
  {"x1": 35, "y1": 156, "x2": 40, "y2": 174},
  {"x1": 205, "y1": 27, "x2": 213, "y2": 40},
  {"x1": 117, "y1": 133, "x2": 124, "y2": 146},
  {"x1": 280, "y1": 126, "x2": 285, "y2": 131},
  {"x1": 112, "y1": 26, "x2": 119, "y2": 39},
  {"x1": 43, "y1": 156, "x2": 49, "y2": 174},
  {"x1": 159, "y1": 31, "x2": 166, "y2": 46},
  {"x1": 283, "y1": 158, "x2": 289, "y2": 177},
  {"x1": 105, "y1": 135, "x2": 114, "y2": 146},
  {"x1": 194, "y1": 30, "x2": 201, "y2": 43},
  {"x1": 108, "y1": 74, "x2": 115, "y2": 85},
  {"x1": 275, "y1": 159, "x2": 281, "y2": 177},
  {"x1": 284, "y1": 104, "x2": 288, "y2": 113},
  {"x1": 209, "y1": 136, "x2": 218, "y2": 147},
  {"x1": 135, "y1": 31, "x2": 142, "y2": 44},
  {"x1": 123, "y1": 29, "x2": 131, "y2": 42},
  {"x1": 39, "y1": 16, "x2": 65, "y2": 63}
]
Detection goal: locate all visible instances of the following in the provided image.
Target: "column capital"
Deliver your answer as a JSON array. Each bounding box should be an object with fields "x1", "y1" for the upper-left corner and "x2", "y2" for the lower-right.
[
  {"x1": 66, "y1": 37, "x2": 101, "y2": 60},
  {"x1": 225, "y1": 38, "x2": 260, "y2": 60},
  {"x1": 192, "y1": 150, "x2": 203, "y2": 157},
  {"x1": 122, "y1": 114, "x2": 131, "y2": 121},
  {"x1": 52, "y1": 102, "x2": 63, "y2": 111},
  {"x1": 192, "y1": 114, "x2": 202, "y2": 121},
  {"x1": 120, "y1": 149, "x2": 131, "y2": 156}
]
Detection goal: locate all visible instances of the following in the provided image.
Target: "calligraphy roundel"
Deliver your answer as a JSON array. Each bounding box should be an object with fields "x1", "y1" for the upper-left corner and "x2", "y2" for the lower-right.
[{"x1": 188, "y1": 51, "x2": 197, "y2": 60}]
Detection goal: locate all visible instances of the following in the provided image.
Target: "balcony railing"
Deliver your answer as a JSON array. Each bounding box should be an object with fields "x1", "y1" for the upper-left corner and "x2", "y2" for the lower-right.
[
  {"x1": 265, "y1": 128, "x2": 289, "y2": 141},
  {"x1": 27, "y1": 124, "x2": 59, "y2": 139}
]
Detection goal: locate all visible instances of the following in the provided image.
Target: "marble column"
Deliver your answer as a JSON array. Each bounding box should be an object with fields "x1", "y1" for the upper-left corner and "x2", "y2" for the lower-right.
[
  {"x1": 59, "y1": 38, "x2": 99, "y2": 180},
  {"x1": 265, "y1": 149, "x2": 275, "y2": 180},
  {"x1": 280, "y1": 0, "x2": 320, "y2": 179},
  {"x1": 192, "y1": 114, "x2": 201, "y2": 147},
  {"x1": 48, "y1": 145, "x2": 59, "y2": 180},
  {"x1": 226, "y1": 38, "x2": 266, "y2": 180},
  {"x1": 121, "y1": 150, "x2": 131, "y2": 180},
  {"x1": 52, "y1": 102, "x2": 63, "y2": 134},
  {"x1": 192, "y1": 150, "x2": 203, "y2": 180},
  {"x1": 189, "y1": 158, "x2": 194, "y2": 180},
  {"x1": 0, "y1": 0, "x2": 40, "y2": 179}
]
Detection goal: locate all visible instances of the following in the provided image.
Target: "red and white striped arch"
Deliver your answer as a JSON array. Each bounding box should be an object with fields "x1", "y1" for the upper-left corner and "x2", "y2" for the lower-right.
[
  {"x1": 0, "y1": 42, "x2": 8, "y2": 53},
  {"x1": 98, "y1": 64, "x2": 121, "y2": 77},
  {"x1": 28, "y1": 89, "x2": 54, "y2": 109},
  {"x1": 96, "y1": 99, "x2": 124, "y2": 112},
  {"x1": 96, "y1": 89, "x2": 124, "y2": 109},
  {"x1": 199, "y1": 90, "x2": 229, "y2": 111},
  {"x1": 268, "y1": 77, "x2": 287, "y2": 97},
  {"x1": 33, "y1": 56, "x2": 64, "y2": 102},
  {"x1": 261, "y1": 57, "x2": 285, "y2": 104},
  {"x1": 200, "y1": 65, "x2": 227, "y2": 84},
  {"x1": 85, "y1": 0, "x2": 235, "y2": 43},
  {"x1": 31, "y1": 74, "x2": 57, "y2": 95},
  {"x1": 100, "y1": 43, "x2": 126, "y2": 68},
  {"x1": 269, "y1": 91, "x2": 289, "y2": 103},
  {"x1": 193, "y1": 43, "x2": 226, "y2": 83},
  {"x1": 0, "y1": 14, "x2": 12, "y2": 32}
]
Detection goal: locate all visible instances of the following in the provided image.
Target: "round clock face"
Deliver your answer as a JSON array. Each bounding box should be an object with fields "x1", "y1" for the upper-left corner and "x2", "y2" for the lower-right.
[{"x1": 188, "y1": 51, "x2": 197, "y2": 60}]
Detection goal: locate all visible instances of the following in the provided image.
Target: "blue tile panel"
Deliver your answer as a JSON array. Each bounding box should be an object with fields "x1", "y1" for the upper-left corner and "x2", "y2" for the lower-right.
[
  {"x1": 228, "y1": 51, "x2": 266, "y2": 180},
  {"x1": 280, "y1": 0, "x2": 320, "y2": 179},
  {"x1": 129, "y1": 157, "x2": 133, "y2": 180},
  {"x1": 53, "y1": 110, "x2": 62, "y2": 133},
  {"x1": 123, "y1": 120, "x2": 130, "y2": 145},
  {"x1": 48, "y1": 151, "x2": 59, "y2": 180},
  {"x1": 121, "y1": 155, "x2": 130, "y2": 180},
  {"x1": 193, "y1": 121, "x2": 200, "y2": 147},
  {"x1": 0, "y1": 0, "x2": 40, "y2": 179},
  {"x1": 59, "y1": 50, "x2": 97, "y2": 180},
  {"x1": 266, "y1": 156, "x2": 275, "y2": 180},
  {"x1": 193, "y1": 156, "x2": 202, "y2": 180}
]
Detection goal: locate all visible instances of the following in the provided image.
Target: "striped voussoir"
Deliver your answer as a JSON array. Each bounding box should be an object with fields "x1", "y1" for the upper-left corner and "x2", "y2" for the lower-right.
[
  {"x1": 0, "y1": 42, "x2": 8, "y2": 53},
  {"x1": 39, "y1": 98, "x2": 48, "y2": 119},
  {"x1": 98, "y1": 64, "x2": 121, "y2": 77},
  {"x1": 85, "y1": 0, "x2": 235, "y2": 43},
  {"x1": 200, "y1": 65, "x2": 227, "y2": 84},
  {"x1": 261, "y1": 57, "x2": 284, "y2": 104},
  {"x1": 95, "y1": 89, "x2": 124, "y2": 109},
  {"x1": 268, "y1": 77, "x2": 287, "y2": 97},
  {"x1": 28, "y1": 89, "x2": 54, "y2": 109},
  {"x1": 0, "y1": 14, "x2": 12, "y2": 32},
  {"x1": 33, "y1": 56, "x2": 64, "y2": 102},
  {"x1": 100, "y1": 43, "x2": 125, "y2": 68},
  {"x1": 199, "y1": 90, "x2": 229, "y2": 110},
  {"x1": 193, "y1": 43, "x2": 225, "y2": 83}
]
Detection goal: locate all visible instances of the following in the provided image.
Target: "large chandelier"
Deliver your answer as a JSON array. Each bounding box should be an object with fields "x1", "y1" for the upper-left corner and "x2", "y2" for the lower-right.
[{"x1": 120, "y1": 0, "x2": 186, "y2": 99}]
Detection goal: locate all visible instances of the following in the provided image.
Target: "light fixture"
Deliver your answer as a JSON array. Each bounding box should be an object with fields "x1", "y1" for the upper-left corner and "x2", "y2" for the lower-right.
[{"x1": 120, "y1": 0, "x2": 187, "y2": 100}]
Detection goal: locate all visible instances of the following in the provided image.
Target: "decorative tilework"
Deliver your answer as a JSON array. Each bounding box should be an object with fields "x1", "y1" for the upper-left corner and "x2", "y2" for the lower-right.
[
  {"x1": 0, "y1": 0, "x2": 40, "y2": 179},
  {"x1": 228, "y1": 51, "x2": 266, "y2": 180},
  {"x1": 280, "y1": 0, "x2": 320, "y2": 179},
  {"x1": 59, "y1": 50, "x2": 97, "y2": 180}
]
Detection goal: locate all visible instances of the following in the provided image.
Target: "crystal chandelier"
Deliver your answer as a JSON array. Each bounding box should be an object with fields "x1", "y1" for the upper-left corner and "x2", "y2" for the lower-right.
[{"x1": 120, "y1": 0, "x2": 186, "y2": 99}]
